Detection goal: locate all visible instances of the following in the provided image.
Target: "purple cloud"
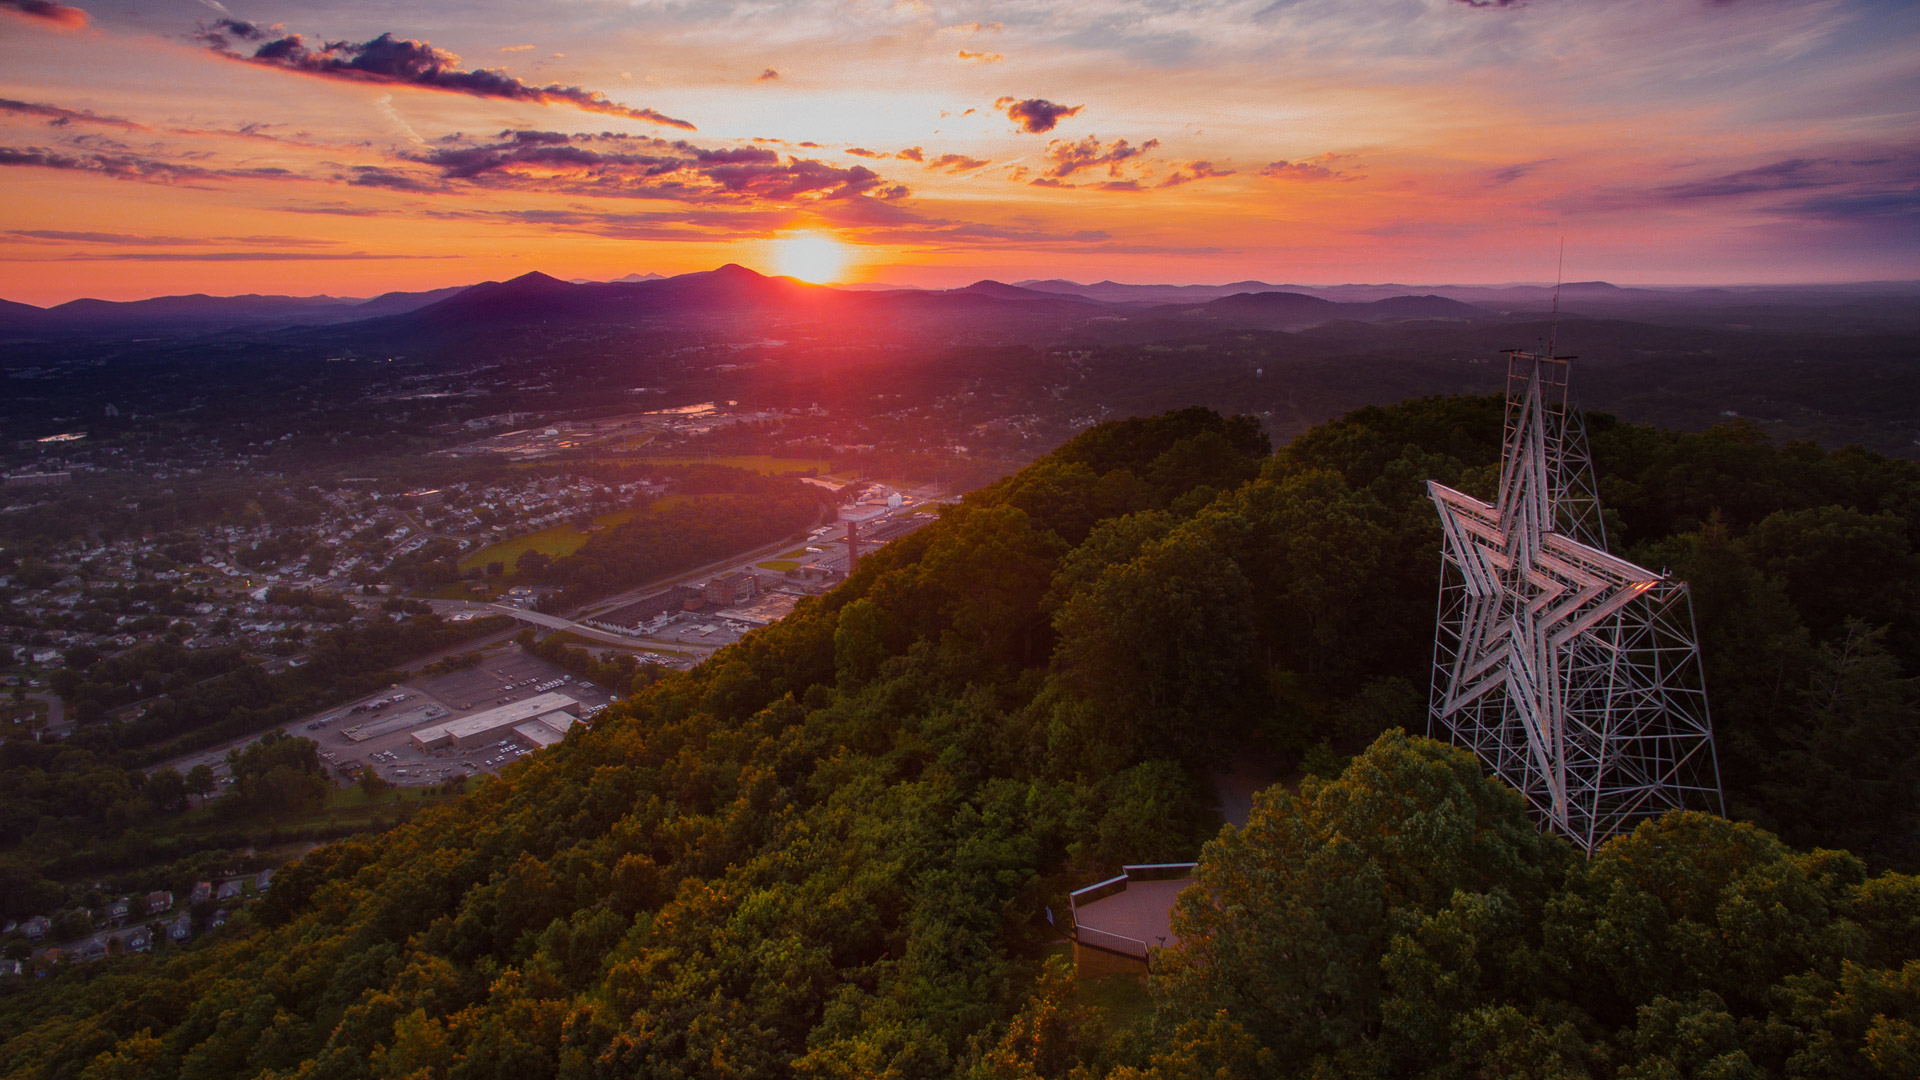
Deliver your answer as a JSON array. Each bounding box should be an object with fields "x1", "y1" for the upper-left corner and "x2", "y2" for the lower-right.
[
  {"x1": 996, "y1": 97, "x2": 1083, "y2": 134},
  {"x1": 197, "y1": 21, "x2": 695, "y2": 129}
]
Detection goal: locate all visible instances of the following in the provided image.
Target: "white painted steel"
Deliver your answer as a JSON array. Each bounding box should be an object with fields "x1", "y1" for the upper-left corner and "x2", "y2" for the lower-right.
[{"x1": 1427, "y1": 351, "x2": 1723, "y2": 854}]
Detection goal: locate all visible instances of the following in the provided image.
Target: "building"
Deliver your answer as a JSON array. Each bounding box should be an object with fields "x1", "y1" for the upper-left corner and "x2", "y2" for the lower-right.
[
  {"x1": 405, "y1": 489, "x2": 444, "y2": 507},
  {"x1": 703, "y1": 572, "x2": 758, "y2": 607},
  {"x1": 189, "y1": 882, "x2": 212, "y2": 905},
  {"x1": 168, "y1": 914, "x2": 191, "y2": 943},
  {"x1": 216, "y1": 880, "x2": 244, "y2": 901},
  {"x1": 4, "y1": 472, "x2": 71, "y2": 488},
  {"x1": 144, "y1": 891, "x2": 172, "y2": 915},
  {"x1": 107, "y1": 898, "x2": 131, "y2": 923},
  {"x1": 510, "y1": 711, "x2": 577, "y2": 751},
  {"x1": 20, "y1": 915, "x2": 49, "y2": 940},
  {"x1": 410, "y1": 692, "x2": 583, "y2": 751}
]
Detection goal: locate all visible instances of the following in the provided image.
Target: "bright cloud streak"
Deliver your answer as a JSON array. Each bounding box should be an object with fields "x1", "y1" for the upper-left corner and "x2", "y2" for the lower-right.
[{"x1": 0, "y1": 0, "x2": 1914, "y2": 302}]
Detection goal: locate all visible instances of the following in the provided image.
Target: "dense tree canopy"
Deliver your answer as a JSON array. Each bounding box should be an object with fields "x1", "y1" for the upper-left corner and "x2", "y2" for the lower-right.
[{"x1": 1, "y1": 399, "x2": 1915, "y2": 1078}]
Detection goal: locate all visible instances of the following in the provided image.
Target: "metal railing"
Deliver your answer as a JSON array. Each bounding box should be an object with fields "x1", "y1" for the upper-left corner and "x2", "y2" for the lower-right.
[
  {"x1": 1066, "y1": 862, "x2": 1198, "y2": 962},
  {"x1": 1073, "y1": 924, "x2": 1154, "y2": 959}
]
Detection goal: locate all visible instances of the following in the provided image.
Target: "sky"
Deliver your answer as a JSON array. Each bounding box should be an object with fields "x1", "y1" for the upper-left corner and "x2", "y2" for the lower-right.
[{"x1": 0, "y1": 0, "x2": 1915, "y2": 303}]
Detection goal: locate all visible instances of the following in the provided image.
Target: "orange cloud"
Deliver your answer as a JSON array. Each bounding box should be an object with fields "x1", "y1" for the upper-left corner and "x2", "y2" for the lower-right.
[{"x1": 0, "y1": 0, "x2": 88, "y2": 31}]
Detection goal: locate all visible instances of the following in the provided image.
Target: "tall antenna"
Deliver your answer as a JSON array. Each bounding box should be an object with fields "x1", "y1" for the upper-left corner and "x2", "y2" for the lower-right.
[{"x1": 1547, "y1": 237, "x2": 1565, "y2": 356}]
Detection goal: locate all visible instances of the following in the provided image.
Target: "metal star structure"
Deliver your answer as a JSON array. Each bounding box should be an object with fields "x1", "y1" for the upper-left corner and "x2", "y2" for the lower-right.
[{"x1": 1427, "y1": 351, "x2": 1723, "y2": 854}]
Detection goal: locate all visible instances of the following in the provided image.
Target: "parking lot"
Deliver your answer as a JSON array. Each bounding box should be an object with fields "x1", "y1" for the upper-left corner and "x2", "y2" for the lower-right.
[{"x1": 158, "y1": 642, "x2": 622, "y2": 790}]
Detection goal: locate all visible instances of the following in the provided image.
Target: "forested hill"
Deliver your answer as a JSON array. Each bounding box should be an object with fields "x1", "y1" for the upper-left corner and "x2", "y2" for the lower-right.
[{"x1": 2, "y1": 401, "x2": 1917, "y2": 1078}]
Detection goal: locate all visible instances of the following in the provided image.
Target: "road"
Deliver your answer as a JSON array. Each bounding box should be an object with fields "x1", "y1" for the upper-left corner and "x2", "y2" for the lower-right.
[
  {"x1": 469, "y1": 604, "x2": 719, "y2": 656},
  {"x1": 27, "y1": 692, "x2": 66, "y2": 736}
]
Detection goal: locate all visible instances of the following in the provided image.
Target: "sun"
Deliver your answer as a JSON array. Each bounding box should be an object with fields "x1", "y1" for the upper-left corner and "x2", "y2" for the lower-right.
[{"x1": 770, "y1": 232, "x2": 851, "y2": 283}]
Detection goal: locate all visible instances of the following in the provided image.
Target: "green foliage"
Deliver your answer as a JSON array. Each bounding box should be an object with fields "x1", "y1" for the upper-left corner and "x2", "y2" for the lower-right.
[
  {"x1": 357, "y1": 767, "x2": 392, "y2": 801},
  {"x1": 2, "y1": 400, "x2": 1918, "y2": 1079},
  {"x1": 1119, "y1": 735, "x2": 1920, "y2": 1080},
  {"x1": 221, "y1": 731, "x2": 329, "y2": 818},
  {"x1": 537, "y1": 473, "x2": 835, "y2": 606}
]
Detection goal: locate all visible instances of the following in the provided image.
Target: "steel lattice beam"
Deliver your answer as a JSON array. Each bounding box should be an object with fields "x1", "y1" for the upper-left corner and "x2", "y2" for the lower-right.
[{"x1": 1428, "y1": 351, "x2": 1723, "y2": 853}]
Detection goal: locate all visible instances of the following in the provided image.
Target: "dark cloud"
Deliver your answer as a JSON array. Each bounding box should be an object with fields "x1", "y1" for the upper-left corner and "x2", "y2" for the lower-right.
[
  {"x1": 703, "y1": 160, "x2": 885, "y2": 201},
  {"x1": 1658, "y1": 157, "x2": 1841, "y2": 199},
  {"x1": 896, "y1": 147, "x2": 924, "y2": 162},
  {"x1": 0, "y1": 0, "x2": 88, "y2": 30},
  {"x1": 996, "y1": 97, "x2": 1083, "y2": 134},
  {"x1": 42, "y1": 251, "x2": 453, "y2": 262},
  {"x1": 1095, "y1": 180, "x2": 1144, "y2": 192},
  {"x1": 1557, "y1": 149, "x2": 1920, "y2": 234},
  {"x1": 345, "y1": 165, "x2": 441, "y2": 192},
  {"x1": 1779, "y1": 189, "x2": 1920, "y2": 222},
  {"x1": 927, "y1": 153, "x2": 990, "y2": 172},
  {"x1": 0, "y1": 98, "x2": 146, "y2": 131},
  {"x1": 844, "y1": 147, "x2": 882, "y2": 158},
  {"x1": 7, "y1": 230, "x2": 335, "y2": 247},
  {"x1": 1042, "y1": 135, "x2": 1159, "y2": 179},
  {"x1": 277, "y1": 202, "x2": 383, "y2": 216},
  {"x1": 389, "y1": 130, "x2": 892, "y2": 206},
  {"x1": 197, "y1": 22, "x2": 696, "y2": 129},
  {"x1": 1259, "y1": 155, "x2": 1355, "y2": 182},
  {"x1": 1645, "y1": 152, "x2": 1920, "y2": 229},
  {"x1": 957, "y1": 50, "x2": 1002, "y2": 63},
  {"x1": 0, "y1": 145, "x2": 223, "y2": 184},
  {"x1": 1158, "y1": 160, "x2": 1234, "y2": 188},
  {"x1": 757, "y1": 68, "x2": 780, "y2": 81},
  {"x1": 1486, "y1": 158, "x2": 1555, "y2": 186}
]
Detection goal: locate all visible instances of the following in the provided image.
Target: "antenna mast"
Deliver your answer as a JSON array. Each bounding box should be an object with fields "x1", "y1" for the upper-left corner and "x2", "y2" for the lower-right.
[{"x1": 1548, "y1": 237, "x2": 1565, "y2": 357}]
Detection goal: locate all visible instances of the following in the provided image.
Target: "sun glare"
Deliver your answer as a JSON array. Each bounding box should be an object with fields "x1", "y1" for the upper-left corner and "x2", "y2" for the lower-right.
[{"x1": 771, "y1": 232, "x2": 850, "y2": 283}]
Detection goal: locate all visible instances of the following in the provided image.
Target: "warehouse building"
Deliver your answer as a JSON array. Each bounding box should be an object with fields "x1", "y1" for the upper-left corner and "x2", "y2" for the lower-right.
[{"x1": 410, "y1": 692, "x2": 582, "y2": 751}]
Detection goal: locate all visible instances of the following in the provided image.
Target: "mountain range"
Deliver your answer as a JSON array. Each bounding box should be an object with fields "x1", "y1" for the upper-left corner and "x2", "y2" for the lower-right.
[{"x1": 4, "y1": 266, "x2": 1917, "y2": 341}]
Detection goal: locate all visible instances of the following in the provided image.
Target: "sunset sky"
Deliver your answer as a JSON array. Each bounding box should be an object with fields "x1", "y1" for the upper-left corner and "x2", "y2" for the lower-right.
[{"x1": 1, "y1": 0, "x2": 1915, "y2": 303}]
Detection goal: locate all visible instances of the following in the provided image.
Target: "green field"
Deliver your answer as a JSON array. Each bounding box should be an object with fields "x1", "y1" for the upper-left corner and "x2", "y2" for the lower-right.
[
  {"x1": 757, "y1": 560, "x2": 800, "y2": 572},
  {"x1": 458, "y1": 509, "x2": 640, "y2": 574}
]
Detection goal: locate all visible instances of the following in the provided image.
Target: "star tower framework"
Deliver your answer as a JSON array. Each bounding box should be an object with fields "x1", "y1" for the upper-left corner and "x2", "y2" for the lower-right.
[{"x1": 1427, "y1": 351, "x2": 1723, "y2": 854}]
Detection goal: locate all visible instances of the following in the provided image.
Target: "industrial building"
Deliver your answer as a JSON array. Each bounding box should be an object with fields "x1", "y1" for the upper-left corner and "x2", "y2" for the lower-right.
[
  {"x1": 410, "y1": 692, "x2": 582, "y2": 751},
  {"x1": 703, "y1": 572, "x2": 759, "y2": 607}
]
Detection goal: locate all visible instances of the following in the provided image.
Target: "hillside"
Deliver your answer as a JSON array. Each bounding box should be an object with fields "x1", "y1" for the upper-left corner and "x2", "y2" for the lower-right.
[{"x1": 0, "y1": 402, "x2": 1916, "y2": 1077}]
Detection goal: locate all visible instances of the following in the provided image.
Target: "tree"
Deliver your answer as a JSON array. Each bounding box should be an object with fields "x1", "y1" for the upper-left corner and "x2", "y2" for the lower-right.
[
  {"x1": 357, "y1": 766, "x2": 392, "y2": 801},
  {"x1": 185, "y1": 764, "x2": 216, "y2": 805},
  {"x1": 145, "y1": 766, "x2": 188, "y2": 813},
  {"x1": 1147, "y1": 731, "x2": 1570, "y2": 1077}
]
